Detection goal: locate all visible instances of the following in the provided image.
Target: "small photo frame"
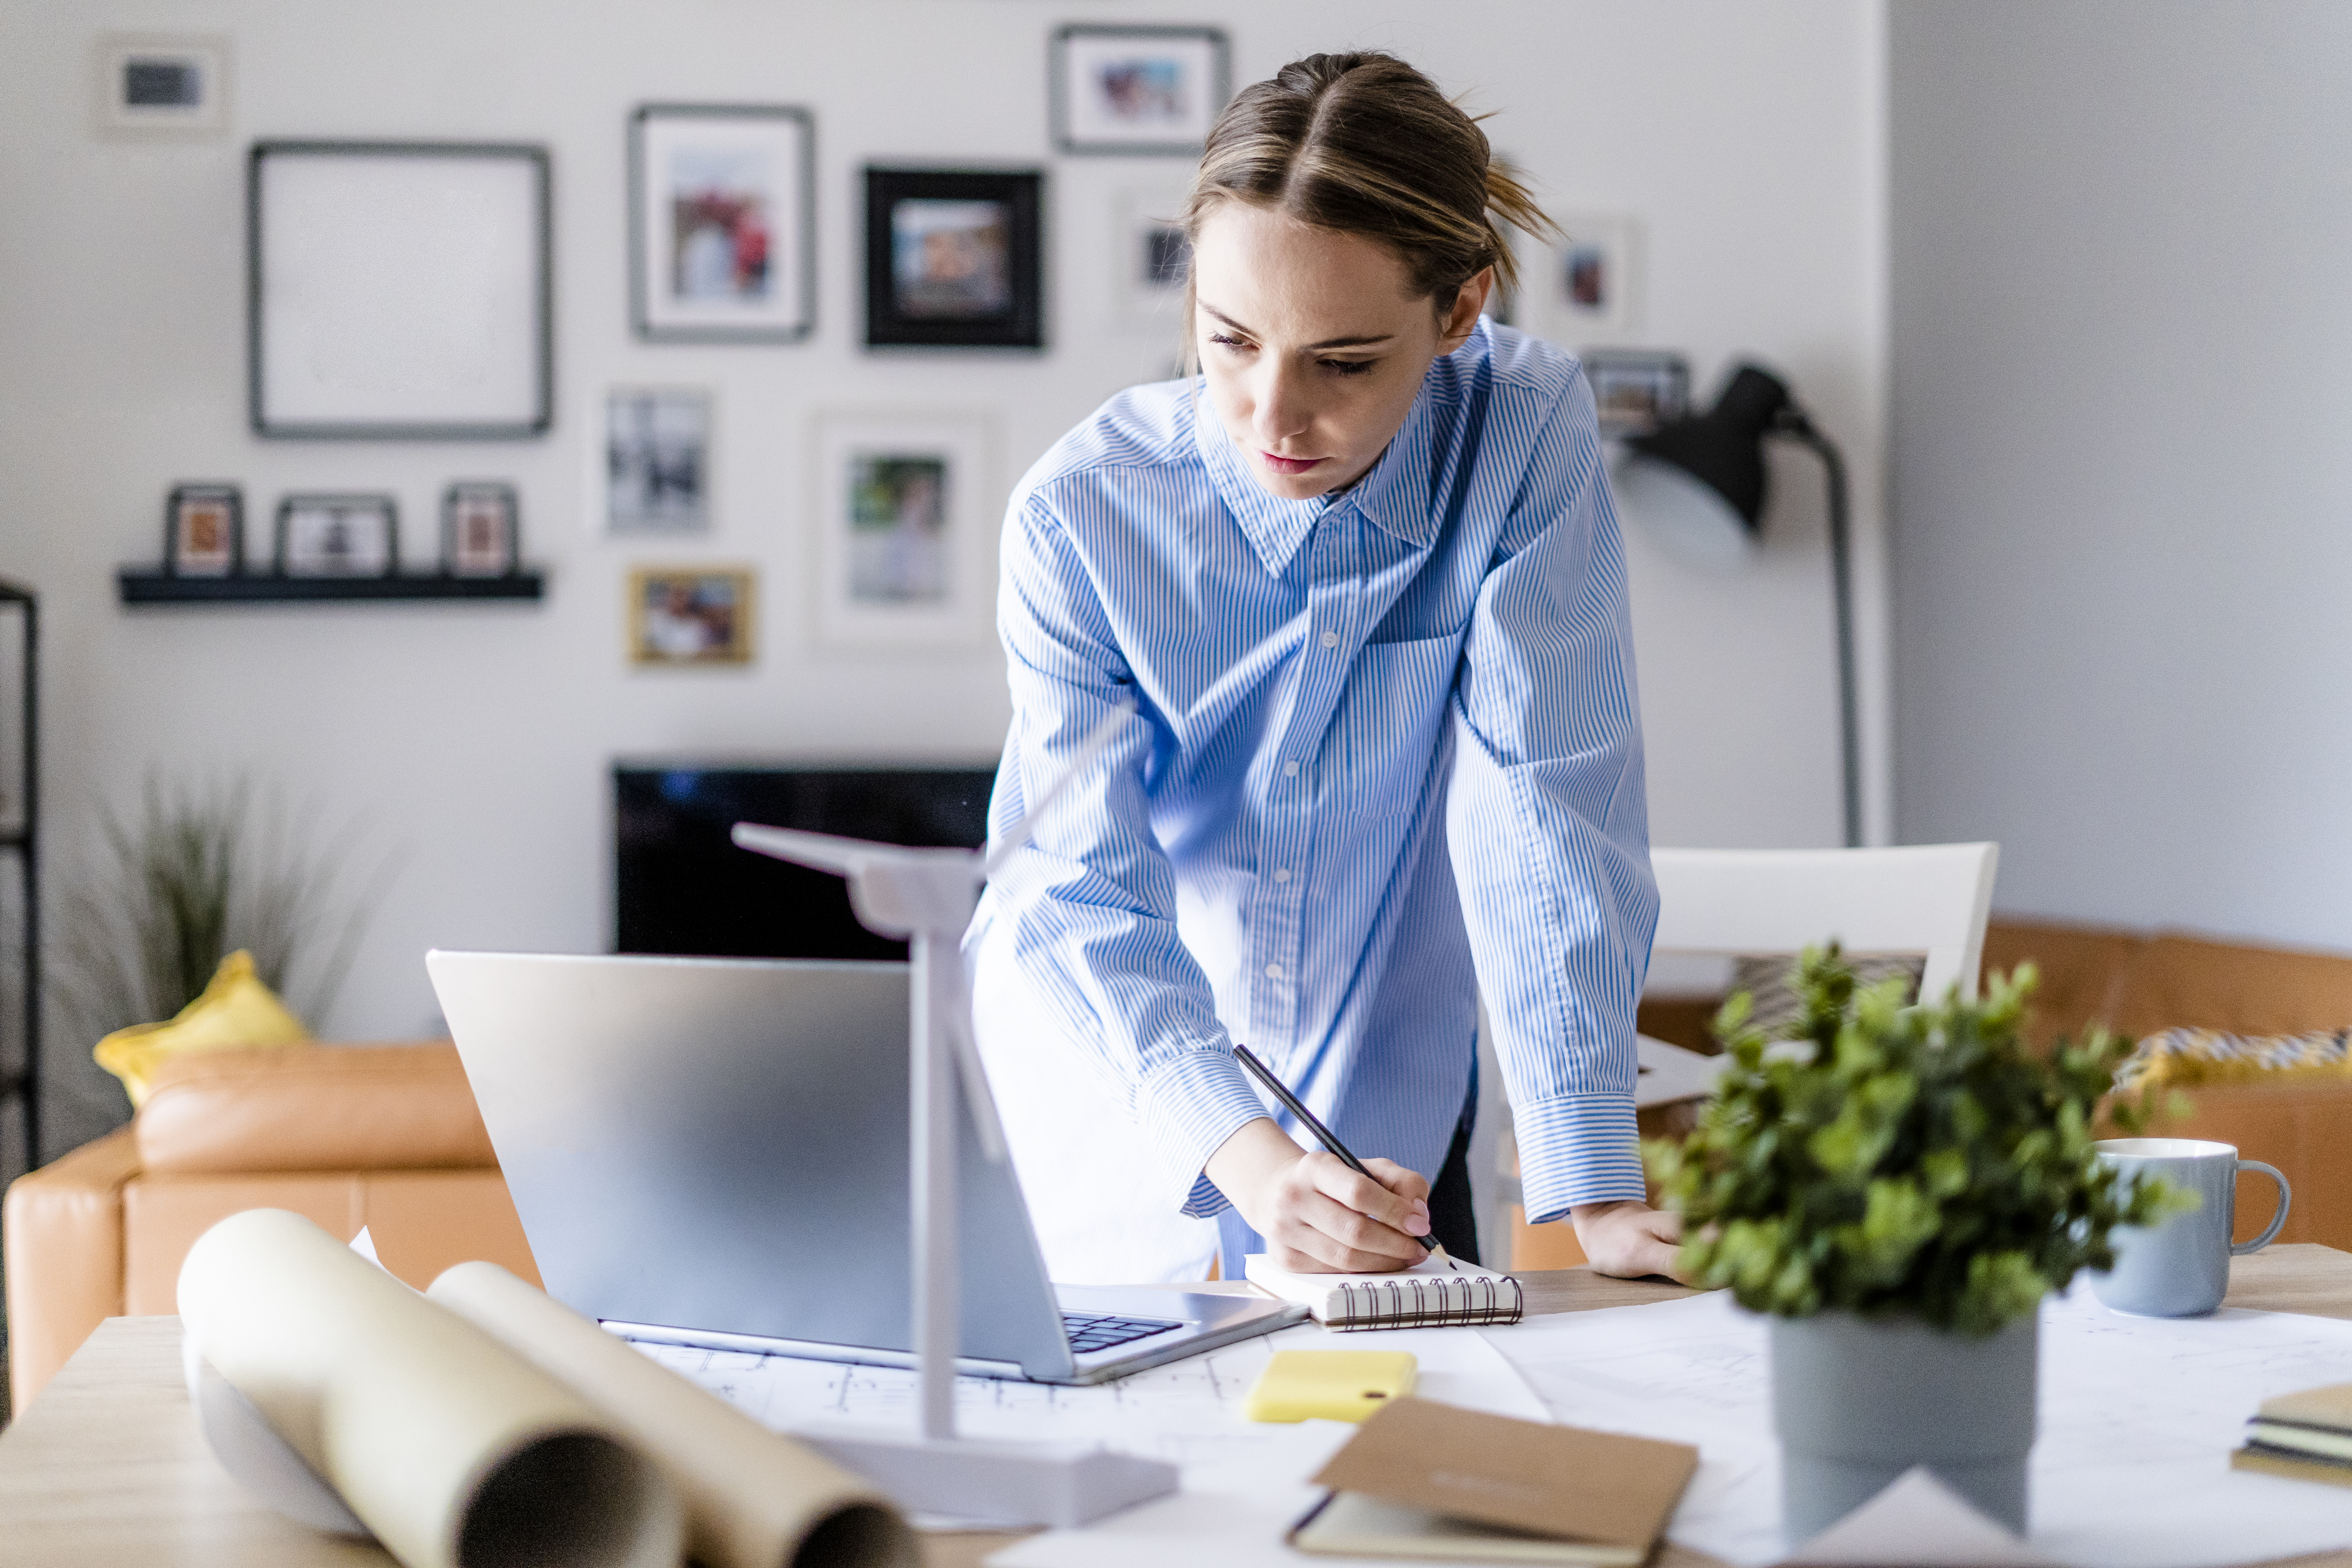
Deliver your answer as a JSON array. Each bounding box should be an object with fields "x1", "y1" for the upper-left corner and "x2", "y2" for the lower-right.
[
  {"x1": 94, "y1": 33, "x2": 230, "y2": 137},
  {"x1": 606, "y1": 387, "x2": 713, "y2": 534},
  {"x1": 1582, "y1": 349, "x2": 1691, "y2": 440},
  {"x1": 1051, "y1": 25, "x2": 1229, "y2": 156},
  {"x1": 276, "y1": 493, "x2": 398, "y2": 578},
  {"x1": 163, "y1": 483, "x2": 243, "y2": 577},
  {"x1": 628, "y1": 565, "x2": 755, "y2": 667},
  {"x1": 630, "y1": 104, "x2": 816, "y2": 344},
  {"x1": 443, "y1": 482, "x2": 521, "y2": 577},
  {"x1": 1524, "y1": 213, "x2": 1642, "y2": 347},
  {"x1": 812, "y1": 410, "x2": 993, "y2": 648},
  {"x1": 1117, "y1": 188, "x2": 1191, "y2": 329},
  {"x1": 864, "y1": 169, "x2": 1044, "y2": 350}
]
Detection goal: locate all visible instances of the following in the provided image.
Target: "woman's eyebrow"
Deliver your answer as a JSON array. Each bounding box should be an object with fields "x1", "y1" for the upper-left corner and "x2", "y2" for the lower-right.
[{"x1": 1198, "y1": 299, "x2": 1396, "y2": 351}]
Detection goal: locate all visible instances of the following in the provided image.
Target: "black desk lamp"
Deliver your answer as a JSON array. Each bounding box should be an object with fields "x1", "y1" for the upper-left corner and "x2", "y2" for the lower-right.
[{"x1": 1615, "y1": 365, "x2": 1860, "y2": 848}]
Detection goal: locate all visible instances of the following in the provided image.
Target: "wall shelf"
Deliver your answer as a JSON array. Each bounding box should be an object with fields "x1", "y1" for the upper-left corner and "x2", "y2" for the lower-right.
[{"x1": 117, "y1": 569, "x2": 546, "y2": 605}]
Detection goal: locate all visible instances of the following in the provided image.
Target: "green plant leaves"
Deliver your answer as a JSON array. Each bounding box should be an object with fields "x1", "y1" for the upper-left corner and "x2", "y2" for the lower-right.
[{"x1": 1642, "y1": 945, "x2": 2175, "y2": 1336}]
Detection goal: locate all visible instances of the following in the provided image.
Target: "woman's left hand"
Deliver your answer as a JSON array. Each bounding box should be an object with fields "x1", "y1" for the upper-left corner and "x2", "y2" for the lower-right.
[{"x1": 1570, "y1": 1200, "x2": 1690, "y2": 1282}]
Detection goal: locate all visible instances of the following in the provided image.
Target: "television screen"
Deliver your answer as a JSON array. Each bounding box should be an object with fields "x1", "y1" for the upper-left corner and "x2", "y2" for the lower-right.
[{"x1": 615, "y1": 764, "x2": 998, "y2": 961}]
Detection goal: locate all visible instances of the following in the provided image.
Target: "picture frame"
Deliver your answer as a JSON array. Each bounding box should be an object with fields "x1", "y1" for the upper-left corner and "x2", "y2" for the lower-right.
[
  {"x1": 275, "y1": 493, "x2": 398, "y2": 579},
  {"x1": 443, "y1": 482, "x2": 521, "y2": 577},
  {"x1": 1051, "y1": 24, "x2": 1230, "y2": 156},
  {"x1": 628, "y1": 565, "x2": 756, "y2": 668},
  {"x1": 606, "y1": 386, "x2": 713, "y2": 535},
  {"x1": 1116, "y1": 187, "x2": 1192, "y2": 329},
  {"x1": 163, "y1": 483, "x2": 243, "y2": 577},
  {"x1": 249, "y1": 141, "x2": 552, "y2": 439},
  {"x1": 93, "y1": 33, "x2": 230, "y2": 137},
  {"x1": 1581, "y1": 349, "x2": 1691, "y2": 439},
  {"x1": 1523, "y1": 212, "x2": 1642, "y2": 347},
  {"x1": 630, "y1": 104, "x2": 816, "y2": 344},
  {"x1": 811, "y1": 410, "x2": 993, "y2": 649},
  {"x1": 864, "y1": 168, "x2": 1044, "y2": 350}
]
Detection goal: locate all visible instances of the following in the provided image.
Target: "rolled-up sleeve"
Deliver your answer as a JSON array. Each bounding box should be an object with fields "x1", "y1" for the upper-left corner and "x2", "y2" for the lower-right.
[
  {"x1": 984, "y1": 495, "x2": 1267, "y2": 1218},
  {"x1": 1444, "y1": 379, "x2": 1659, "y2": 1224}
]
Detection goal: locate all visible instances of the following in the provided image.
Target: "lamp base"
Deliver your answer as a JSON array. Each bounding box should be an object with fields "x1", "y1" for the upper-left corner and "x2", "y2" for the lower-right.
[{"x1": 803, "y1": 1428, "x2": 1179, "y2": 1528}]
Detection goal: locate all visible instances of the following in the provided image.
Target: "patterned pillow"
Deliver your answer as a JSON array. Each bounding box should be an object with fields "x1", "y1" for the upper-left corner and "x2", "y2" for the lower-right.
[
  {"x1": 2114, "y1": 1027, "x2": 2352, "y2": 1092},
  {"x1": 1728, "y1": 952, "x2": 1926, "y2": 1042}
]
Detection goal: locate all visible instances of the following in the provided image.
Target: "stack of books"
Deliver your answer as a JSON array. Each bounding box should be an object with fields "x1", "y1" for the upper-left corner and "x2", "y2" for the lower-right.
[{"x1": 2234, "y1": 1381, "x2": 2352, "y2": 1487}]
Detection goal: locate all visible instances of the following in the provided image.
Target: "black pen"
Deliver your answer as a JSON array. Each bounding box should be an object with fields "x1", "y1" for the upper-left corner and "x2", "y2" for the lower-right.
[{"x1": 1230, "y1": 1042, "x2": 1454, "y2": 1268}]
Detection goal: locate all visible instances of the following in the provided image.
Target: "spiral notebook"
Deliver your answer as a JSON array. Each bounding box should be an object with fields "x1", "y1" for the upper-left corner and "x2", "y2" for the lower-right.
[{"x1": 1245, "y1": 1253, "x2": 1525, "y2": 1330}]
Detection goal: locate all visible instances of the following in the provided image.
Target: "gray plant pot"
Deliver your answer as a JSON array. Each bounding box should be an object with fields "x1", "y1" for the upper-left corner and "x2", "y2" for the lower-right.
[{"x1": 1769, "y1": 1307, "x2": 2039, "y2": 1542}]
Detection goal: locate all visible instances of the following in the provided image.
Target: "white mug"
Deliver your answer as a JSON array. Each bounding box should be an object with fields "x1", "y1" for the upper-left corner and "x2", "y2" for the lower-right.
[{"x1": 2089, "y1": 1138, "x2": 2290, "y2": 1317}]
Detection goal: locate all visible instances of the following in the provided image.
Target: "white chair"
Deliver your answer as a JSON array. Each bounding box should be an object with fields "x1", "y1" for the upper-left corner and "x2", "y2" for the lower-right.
[{"x1": 1468, "y1": 842, "x2": 2000, "y2": 1266}]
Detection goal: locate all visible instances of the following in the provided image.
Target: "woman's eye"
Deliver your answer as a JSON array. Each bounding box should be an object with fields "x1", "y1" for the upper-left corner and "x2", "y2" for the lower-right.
[
  {"x1": 1207, "y1": 333, "x2": 1252, "y2": 352},
  {"x1": 1320, "y1": 358, "x2": 1377, "y2": 377}
]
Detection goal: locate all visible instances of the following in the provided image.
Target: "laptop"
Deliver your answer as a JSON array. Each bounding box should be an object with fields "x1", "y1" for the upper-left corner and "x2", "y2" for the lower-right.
[{"x1": 425, "y1": 949, "x2": 1303, "y2": 1385}]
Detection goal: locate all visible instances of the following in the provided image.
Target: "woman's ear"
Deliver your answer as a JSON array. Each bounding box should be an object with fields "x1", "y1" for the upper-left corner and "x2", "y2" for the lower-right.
[{"x1": 1439, "y1": 267, "x2": 1494, "y2": 352}]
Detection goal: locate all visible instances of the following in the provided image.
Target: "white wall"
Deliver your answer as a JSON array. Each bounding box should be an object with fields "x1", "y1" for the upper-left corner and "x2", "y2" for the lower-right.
[
  {"x1": 1, "y1": 0, "x2": 1887, "y2": 1153},
  {"x1": 1889, "y1": 2, "x2": 2352, "y2": 950}
]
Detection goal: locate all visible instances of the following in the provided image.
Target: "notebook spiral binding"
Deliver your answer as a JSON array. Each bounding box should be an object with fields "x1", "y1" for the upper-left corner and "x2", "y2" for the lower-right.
[{"x1": 1327, "y1": 1273, "x2": 1526, "y2": 1331}]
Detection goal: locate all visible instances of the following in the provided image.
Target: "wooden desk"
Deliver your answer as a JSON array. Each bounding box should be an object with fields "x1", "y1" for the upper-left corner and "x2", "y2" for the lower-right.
[{"x1": 2, "y1": 1247, "x2": 2347, "y2": 1568}]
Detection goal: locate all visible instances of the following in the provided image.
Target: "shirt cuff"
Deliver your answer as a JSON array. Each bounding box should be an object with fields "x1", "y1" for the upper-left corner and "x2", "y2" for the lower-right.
[
  {"x1": 1136, "y1": 1046, "x2": 1271, "y2": 1221},
  {"x1": 1514, "y1": 1092, "x2": 1645, "y2": 1224}
]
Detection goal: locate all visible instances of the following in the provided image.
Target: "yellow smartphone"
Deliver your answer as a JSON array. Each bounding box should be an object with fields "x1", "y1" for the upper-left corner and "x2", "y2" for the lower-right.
[{"x1": 1243, "y1": 1350, "x2": 1419, "y2": 1423}]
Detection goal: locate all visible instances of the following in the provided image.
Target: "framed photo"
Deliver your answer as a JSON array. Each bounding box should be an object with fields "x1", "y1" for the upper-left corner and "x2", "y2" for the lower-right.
[
  {"x1": 249, "y1": 141, "x2": 552, "y2": 439},
  {"x1": 812, "y1": 410, "x2": 993, "y2": 648},
  {"x1": 163, "y1": 483, "x2": 243, "y2": 577},
  {"x1": 864, "y1": 169, "x2": 1044, "y2": 350},
  {"x1": 276, "y1": 493, "x2": 398, "y2": 578},
  {"x1": 1117, "y1": 188, "x2": 1191, "y2": 328},
  {"x1": 94, "y1": 33, "x2": 230, "y2": 137},
  {"x1": 1582, "y1": 349, "x2": 1691, "y2": 439},
  {"x1": 443, "y1": 482, "x2": 520, "y2": 577},
  {"x1": 606, "y1": 387, "x2": 712, "y2": 534},
  {"x1": 1051, "y1": 25, "x2": 1229, "y2": 156},
  {"x1": 628, "y1": 566, "x2": 755, "y2": 667},
  {"x1": 1524, "y1": 213, "x2": 1642, "y2": 347},
  {"x1": 630, "y1": 104, "x2": 815, "y2": 344}
]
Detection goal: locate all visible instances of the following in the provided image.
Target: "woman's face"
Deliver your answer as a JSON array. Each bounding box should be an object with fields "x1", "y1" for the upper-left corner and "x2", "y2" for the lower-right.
[{"x1": 1192, "y1": 203, "x2": 1488, "y2": 501}]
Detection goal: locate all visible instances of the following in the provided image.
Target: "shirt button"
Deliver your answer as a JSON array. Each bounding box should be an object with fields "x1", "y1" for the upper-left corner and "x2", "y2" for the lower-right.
[
  {"x1": 1319, "y1": 630, "x2": 1340, "y2": 648},
  {"x1": 1283, "y1": 760, "x2": 1299, "y2": 777},
  {"x1": 1265, "y1": 963, "x2": 1284, "y2": 980},
  {"x1": 1272, "y1": 867, "x2": 1290, "y2": 883}
]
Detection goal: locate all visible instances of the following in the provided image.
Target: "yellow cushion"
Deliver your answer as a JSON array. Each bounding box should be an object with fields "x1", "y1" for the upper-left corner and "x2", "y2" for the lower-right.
[
  {"x1": 2115, "y1": 1026, "x2": 2352, "y2": 1093},
  {"x1": 93, "y1": 951, "x2": 312, "y2": 1108}
]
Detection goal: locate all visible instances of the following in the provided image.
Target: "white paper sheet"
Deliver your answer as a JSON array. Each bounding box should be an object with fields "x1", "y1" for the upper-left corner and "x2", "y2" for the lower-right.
[
  {"x1": 1783, "y1": 1468, "x2": 2061, "y2": 1567},
  {"x1": 1483, "y1": 1283, "x2": 2352, "y2": 1568},
  {"x1": 638, "y1": 1320, "x2": 1547, "y2": 1567}
]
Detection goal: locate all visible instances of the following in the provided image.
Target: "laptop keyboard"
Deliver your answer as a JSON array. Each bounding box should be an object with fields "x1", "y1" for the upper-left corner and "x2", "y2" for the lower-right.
[{"x1": 1062, "y1": 1312, "x2": 1184, "y2": 1356}]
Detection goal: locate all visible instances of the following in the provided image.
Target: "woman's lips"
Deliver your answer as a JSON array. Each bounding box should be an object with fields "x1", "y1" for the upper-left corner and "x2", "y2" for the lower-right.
[{"x1": 1260, "y1": 452, "x2": 1323, "y2": 475}]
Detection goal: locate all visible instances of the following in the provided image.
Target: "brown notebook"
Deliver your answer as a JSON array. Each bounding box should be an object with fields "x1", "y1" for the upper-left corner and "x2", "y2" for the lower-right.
[
  {"x1": 2235, "y1": 1379, "x2": 2352, "y2": 1489},
  {"x1": 1289, "y1": 1397, "x2": 1699, "y2": 1565}
]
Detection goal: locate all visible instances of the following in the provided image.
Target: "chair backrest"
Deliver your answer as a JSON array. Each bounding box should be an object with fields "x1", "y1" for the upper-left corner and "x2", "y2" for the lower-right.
[{"x1": 1651, "y1": 842, "x2": 2000, "y2": 1002}]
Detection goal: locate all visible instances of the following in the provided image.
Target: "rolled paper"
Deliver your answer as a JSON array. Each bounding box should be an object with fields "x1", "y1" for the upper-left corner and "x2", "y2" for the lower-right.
[
  {"x1": 177, "y1": 1209, "x2": 684, "y2": 1568},
  {"x1": 429, "y1": 1261, "x2": 920, "y2": 1568}
]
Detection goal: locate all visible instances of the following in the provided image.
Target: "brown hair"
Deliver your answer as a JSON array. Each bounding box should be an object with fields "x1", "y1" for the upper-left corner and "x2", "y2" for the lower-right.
[{"x1": 1183, "y1": 52, "x2": 1553, "y2": 328}]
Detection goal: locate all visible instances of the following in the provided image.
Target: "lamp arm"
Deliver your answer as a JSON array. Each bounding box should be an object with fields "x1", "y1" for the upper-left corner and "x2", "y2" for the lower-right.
[{"x1": 1776, "y1": 412, "x2": 1862, "y2": 849}]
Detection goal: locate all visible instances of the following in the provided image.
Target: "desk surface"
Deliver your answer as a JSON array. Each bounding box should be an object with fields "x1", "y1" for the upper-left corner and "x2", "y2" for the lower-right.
[{"x1": 3, "y1": 1248, "x2": 2348, "y2": 1568}]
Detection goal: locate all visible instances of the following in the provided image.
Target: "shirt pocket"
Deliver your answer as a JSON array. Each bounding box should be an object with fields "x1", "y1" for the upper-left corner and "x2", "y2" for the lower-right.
[{"x1": 1328, "y1": 631, "x2": 1463, "y2": 811}]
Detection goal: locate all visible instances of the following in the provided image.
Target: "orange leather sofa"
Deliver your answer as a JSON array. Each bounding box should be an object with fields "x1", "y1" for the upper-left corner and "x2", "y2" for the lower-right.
[{"x1": 4, "y1": 1042, "x2": 538, "y2": 1411}]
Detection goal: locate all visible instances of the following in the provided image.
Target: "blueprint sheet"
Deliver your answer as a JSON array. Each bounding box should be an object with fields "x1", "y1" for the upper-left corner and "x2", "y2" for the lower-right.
[
  {"x1": 1483, "y1": 1283, "x2": 2352, "y2": 1568},
  {"x1": 636, "y1": 1318, "x2": 1549, "y2": 1566}
]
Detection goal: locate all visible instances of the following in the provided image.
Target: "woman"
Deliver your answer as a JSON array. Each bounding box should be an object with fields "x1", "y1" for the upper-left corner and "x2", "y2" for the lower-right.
[{"x1": 967, "y1": 51, "x2": 1682, "y2": 1285}]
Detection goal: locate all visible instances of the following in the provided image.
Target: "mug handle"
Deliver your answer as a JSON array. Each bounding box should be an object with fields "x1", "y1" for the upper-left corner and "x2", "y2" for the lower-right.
[{"x1": 2232, "y1": 1160, "x2": 2293, "y2": 1255}]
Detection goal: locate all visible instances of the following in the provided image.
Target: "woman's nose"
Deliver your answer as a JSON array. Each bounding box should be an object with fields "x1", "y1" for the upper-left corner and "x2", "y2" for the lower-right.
[{"x1": 1253, "y1": 362, "x2": 1311, "y2": 447}]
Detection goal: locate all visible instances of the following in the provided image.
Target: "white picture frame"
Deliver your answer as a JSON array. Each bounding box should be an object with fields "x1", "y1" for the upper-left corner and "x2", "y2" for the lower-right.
[
  {"x1": 1051, "y1": 25, "x2": 1229, "y2": 156},
  {"x1": 1523, "y1": 212, "x2": 1643, "y2": 348},
  {"x1": 1117, "y1": 187, "x2": 1191, "y2": 330},
  {"x1": 630, "y1": 104, "x2": 815, "y2": 343},
  {"x1": 93, "y1": 33, "x2": 230, "y2": 137},
  {"x1": 605, "y1": 387, "x2": 713, "y2": 535},
  {"x1": 250, "y1": 142, "x2": 551, "y2": 438},
  {"x1": 811, "y1": 410, "x2": 993, "y2": 650}
]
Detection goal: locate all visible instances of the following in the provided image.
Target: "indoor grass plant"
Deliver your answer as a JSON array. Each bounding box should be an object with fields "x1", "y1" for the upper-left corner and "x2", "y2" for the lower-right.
[{"x1": 1645, "y1": 946, "x2": 2183, "y2": 1539}]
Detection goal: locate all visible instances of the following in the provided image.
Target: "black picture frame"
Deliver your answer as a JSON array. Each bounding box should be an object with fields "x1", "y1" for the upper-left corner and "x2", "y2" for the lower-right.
[
  {"x1": 163, "y1": 483, "x2": 244, "y2": 577},
  {"x1": 442, "y1": 481, "x2": 522, "y2": 578},
  {"x1": 249, "y1": 141, "x2": 553, "y2": 440},
  {"x1": 1050, "y1": 24, "x2": 1230, "y2": 157},
  {"x1": 275, "y1": 492, "x2": 400, "y2": 579},
  {"x1": 630, "y1": 104, "x2": 817, "y2": 345},
  {"x1": 863, "y1": 167, "x2": 1045, "y2": 350}
]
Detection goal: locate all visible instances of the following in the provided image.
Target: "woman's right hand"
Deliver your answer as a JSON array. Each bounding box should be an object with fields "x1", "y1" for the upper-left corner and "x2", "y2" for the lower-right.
[{"x1": 1203, "y1": 1116, "x2": 1432, "y2": 1272}]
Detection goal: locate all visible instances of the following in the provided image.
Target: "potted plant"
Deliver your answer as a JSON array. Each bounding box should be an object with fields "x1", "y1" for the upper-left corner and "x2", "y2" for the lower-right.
[{"x1": 1646, "y1": 947, "x2": 2181, "y2": 1541}]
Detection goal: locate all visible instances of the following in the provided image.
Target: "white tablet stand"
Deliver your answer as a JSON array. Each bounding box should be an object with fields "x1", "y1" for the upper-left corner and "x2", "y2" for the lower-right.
[{"x1": 730, "y1": 705, "x2": 1176, "y2": 1529}]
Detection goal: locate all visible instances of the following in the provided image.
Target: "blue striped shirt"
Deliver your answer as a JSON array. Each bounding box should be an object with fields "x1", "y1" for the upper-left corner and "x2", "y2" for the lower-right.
[{"x1": 968, "y1": 320, "x2": 1658, "y2": 1274}]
